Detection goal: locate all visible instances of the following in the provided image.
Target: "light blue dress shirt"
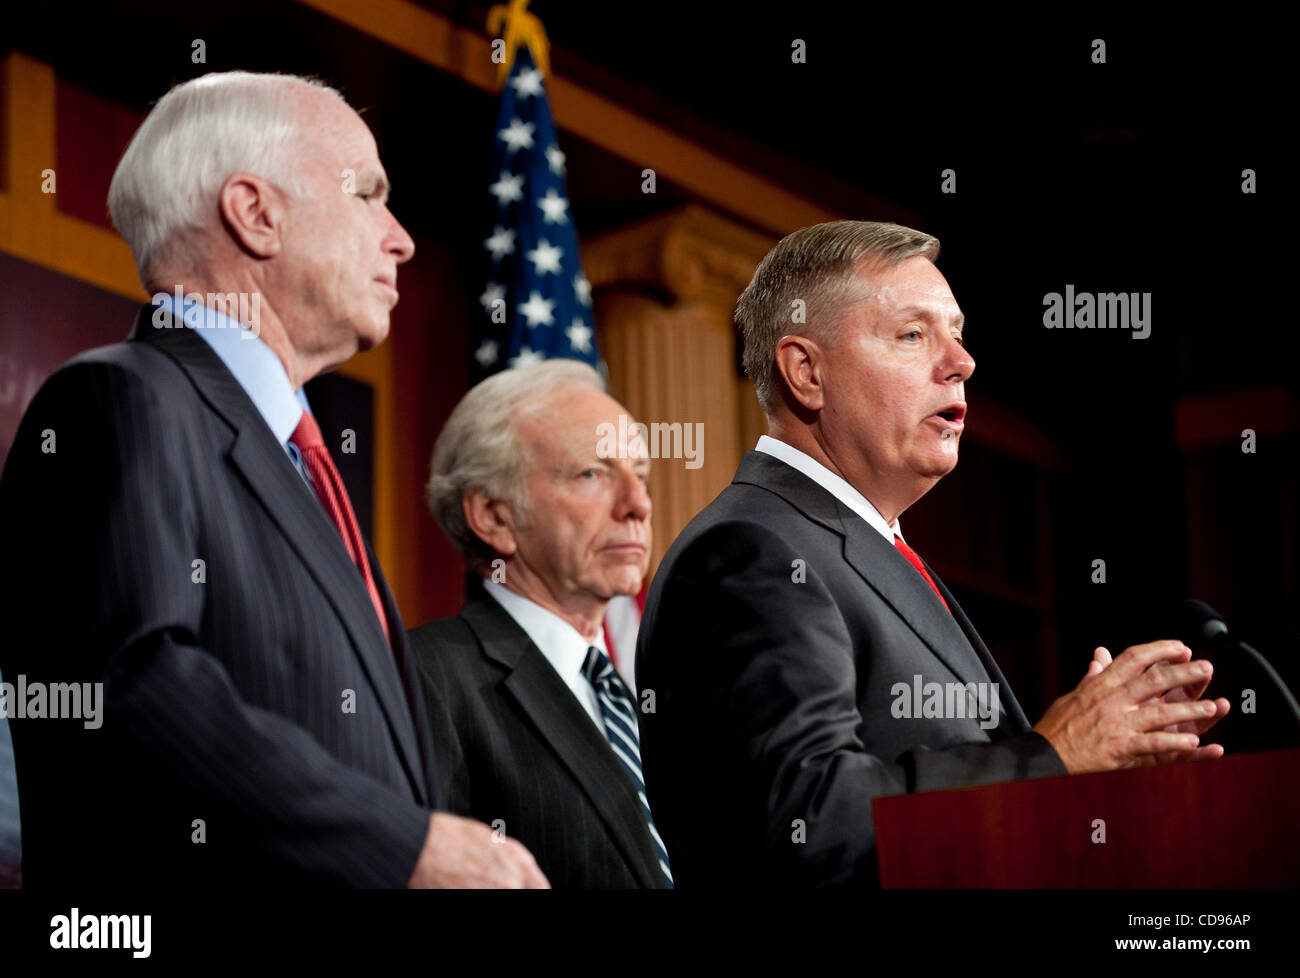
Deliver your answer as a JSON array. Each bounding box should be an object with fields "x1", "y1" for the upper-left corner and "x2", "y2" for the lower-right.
[{"x1": 153, "y1": 292, "x2": 314, "y2": 487}]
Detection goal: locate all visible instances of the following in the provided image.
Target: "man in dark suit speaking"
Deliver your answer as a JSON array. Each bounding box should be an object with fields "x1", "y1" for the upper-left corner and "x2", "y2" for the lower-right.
[
  {"x1": 636, "y1": 220, "x2": 1230, "y2": 887},
  {"x1": 410, "y1": 361, "x2": 672, "y2": 888},
  {"x1": 0, "y1": 71, "x2": 545, "y2": 888}
]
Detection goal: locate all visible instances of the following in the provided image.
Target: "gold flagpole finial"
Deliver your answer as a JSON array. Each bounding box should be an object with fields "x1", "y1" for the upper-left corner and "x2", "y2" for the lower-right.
[{"x1": 487, "y1": 0, "x2": 552, "y2": 87}]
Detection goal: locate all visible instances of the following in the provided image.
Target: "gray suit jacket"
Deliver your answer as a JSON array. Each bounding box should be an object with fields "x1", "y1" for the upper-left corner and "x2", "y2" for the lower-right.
[
  {"x1": 410, "y1": 590, "x2": 669, "y2": 888},
  {"x1": 636, "y1": 451, "x2": 1066, "y2": 887},
  {"x1": 0, "y1": 306, "x2": 440, "y2": 888}
]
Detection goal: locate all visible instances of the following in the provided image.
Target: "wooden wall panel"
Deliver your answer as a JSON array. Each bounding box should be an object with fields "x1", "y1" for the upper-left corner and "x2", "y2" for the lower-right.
[
  {"x1": 587, "y1": 205, "x2": 774, "y2": 576},
  {"x1": 598, "y1": 291, "x2": 742, "y2": 574}
]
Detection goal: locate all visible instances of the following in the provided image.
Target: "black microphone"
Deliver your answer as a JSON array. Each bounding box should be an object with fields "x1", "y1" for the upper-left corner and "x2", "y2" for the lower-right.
[
  {"x1": 1182, "y1": 599, "x2": 1300, "y2": 733},
  {"x1": 1184, "y1": 599, "x2": 1231, "y2": 644}
]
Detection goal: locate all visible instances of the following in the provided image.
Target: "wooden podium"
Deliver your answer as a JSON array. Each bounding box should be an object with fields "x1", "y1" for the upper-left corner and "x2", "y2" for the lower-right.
[{"x1": 872, "y1": 748, "x2": 1300, "y2": 887}]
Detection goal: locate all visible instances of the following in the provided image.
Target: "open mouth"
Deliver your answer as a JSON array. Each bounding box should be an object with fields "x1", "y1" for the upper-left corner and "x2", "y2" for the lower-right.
[{"x1": 928, "y1": 403, "x2": 966, "y2": 429}]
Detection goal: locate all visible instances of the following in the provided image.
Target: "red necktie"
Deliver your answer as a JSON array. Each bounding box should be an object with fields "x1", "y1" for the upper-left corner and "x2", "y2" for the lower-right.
[
  {"x1": 894, "y1": 534, "x2": 951, "y2": 614},
  {"x1": 290, "y1": 411, "x2": 390, "y2": 643}
]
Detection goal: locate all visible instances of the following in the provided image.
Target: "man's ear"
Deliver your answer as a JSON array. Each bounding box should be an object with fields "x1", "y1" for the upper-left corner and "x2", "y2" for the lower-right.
[
  {"x1": 462, "y1": 490, "x2": 518, "y2": 560},
  {"x1": 217, "y1": 173, "x2": 284, "y2": 260},
  {"x1": 773, "y1": 334, "x2": 827, "y2": 412}
]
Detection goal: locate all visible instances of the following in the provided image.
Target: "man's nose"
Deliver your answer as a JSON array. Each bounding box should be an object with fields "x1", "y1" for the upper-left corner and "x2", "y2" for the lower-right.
[
  {"x1": 385, "y1": 210, "x2": 416, "y2": 265},
  {"x1": 616, "y1": 467, "x2": 652, "y2": 522},
  {"x1": 941, "y1": 333, "x2": 974, "y2": 383}
]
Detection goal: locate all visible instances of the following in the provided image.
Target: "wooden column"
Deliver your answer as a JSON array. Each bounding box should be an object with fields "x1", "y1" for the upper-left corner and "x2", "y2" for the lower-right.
[{"x1": 584, "y1": 205, "x2": 774, "y2": 574}]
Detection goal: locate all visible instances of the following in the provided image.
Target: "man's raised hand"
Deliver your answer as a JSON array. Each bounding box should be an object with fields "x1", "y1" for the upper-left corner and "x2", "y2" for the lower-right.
[{"x1": 1034, "y1": 640, "x2": 1228, "y2": 774}]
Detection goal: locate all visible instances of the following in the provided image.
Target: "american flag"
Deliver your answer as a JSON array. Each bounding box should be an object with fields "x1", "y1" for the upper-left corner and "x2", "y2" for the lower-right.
[
  {"x1": 472, "y1": 41, "x2": 641, "y2": 684},
  {"x1": 472, "y1": 45, "x2": 597, "y2": 381}
]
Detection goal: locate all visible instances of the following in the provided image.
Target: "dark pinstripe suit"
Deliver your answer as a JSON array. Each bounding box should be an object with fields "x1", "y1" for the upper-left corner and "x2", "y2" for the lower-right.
[
  {"x1": 0, "y1": 306, "x2": 440, "y2": 888},
  {"x1": 409, "y1": 588, "x2": 668, "y2": 888}
]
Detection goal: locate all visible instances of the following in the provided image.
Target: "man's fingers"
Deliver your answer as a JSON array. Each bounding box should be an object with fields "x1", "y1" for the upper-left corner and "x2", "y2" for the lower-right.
[
  {"x1": 1181, "y1": 676, "x2": 1212, "y2": 703},
  {"x1": 1131, "y1": 731, "x2": 1200, "y2": 755},
  {"x1": 1099, "y1": 640, "x2": 1191, "y2": 690},
  {"x1": 1083, "y1": 646, "x2": 1113, "y2": 679},
  {"x1": 504, "y1": 840, "x2": 550, "y2": 889},
  {"x1": 417, "y1": 814, "x2": 552, "y2": 889},
  {"x1": 1154, "y1": 743, "x2": 1226, "y2": 765},
  {"x1": 1132, "y1": 698, "x2": 1218, "y2": 732},
  {"x1": 1151, "y1": 665, "x2": 1211, "y2": 705},
  {"x1": 1129, "y1": 659, "x2": 1211, "y2": 702},
  {"x1": 491, "y1": 839, "x2": 547, "y2": 889},
  {"x1": 1157, "y1": 682, "x2": 1199, "y2": 706},
  {"x1": 1177, "y1": 743, "x2": 1226, "y2": 762},
  {"x1": 1190, "y1": 698, "x2": 1231, "y2": 735}
]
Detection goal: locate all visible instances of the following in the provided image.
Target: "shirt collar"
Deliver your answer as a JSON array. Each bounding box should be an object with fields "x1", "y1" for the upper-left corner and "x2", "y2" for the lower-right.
[
  {"x1": 481, "y1": 579, "x2": 608, "y2": 677},
  {"x1": 755, "y1": 435, "x2": 901, "y2": 545},
  {"x1": 153, "y1": 291, "x2": 310, "y2": 445}
]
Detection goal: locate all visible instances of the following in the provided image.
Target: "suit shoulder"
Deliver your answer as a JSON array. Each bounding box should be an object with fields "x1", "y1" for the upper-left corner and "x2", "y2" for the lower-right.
[
  {"x1": 406, "y1": 614, "x2": 502, "y2": 726},
  {"x1": 4, "y1": 341, "x2": 197, "y2": 489},
  {"x1": 407, "y1": 615, "x2": 482, "y2": 674},
  {"x1": 658, "y1": 482, "x2": 833, "y2": 577},
  {"x1": 39, "y1": 339, "x2": 191, "y2": 411}
]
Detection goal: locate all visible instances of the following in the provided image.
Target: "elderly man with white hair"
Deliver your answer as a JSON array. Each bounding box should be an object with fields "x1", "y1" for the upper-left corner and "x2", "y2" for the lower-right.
[
  {"x1": 409, "y1": 361, "x2": 673, "y2": 888},
  {"x1": 0, "y1": 71, "x2": 547, "y2": 888}
]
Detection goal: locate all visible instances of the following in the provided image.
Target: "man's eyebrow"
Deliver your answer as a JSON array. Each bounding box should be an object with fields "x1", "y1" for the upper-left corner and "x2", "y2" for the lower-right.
[
  {"x1": 896, "y1": 306, "x2": 965, "y2": 332},
  {"x1": 359, "y1": 172, "x2": 390, "y2": 198}
]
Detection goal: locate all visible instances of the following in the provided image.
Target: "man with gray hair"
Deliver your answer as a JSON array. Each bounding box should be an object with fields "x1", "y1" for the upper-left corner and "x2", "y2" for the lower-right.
[
  {"x1": 0, "y1": 71, "x2": 546, "y2": 888},
  {"x1": 636, "y1": 220, "x2": 1229, "y2": 886},
  {"x1": 409, "y1": 361, "x2": 673, "y2": 887}
]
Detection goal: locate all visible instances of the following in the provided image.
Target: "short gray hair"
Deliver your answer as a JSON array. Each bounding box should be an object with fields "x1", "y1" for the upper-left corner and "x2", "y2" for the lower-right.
[
  {"x1": 736, "y1": 220, "x2": 940, "y2": 414},
  {"x1": 427, "y1": 360, "x2": 606, "y2": 573},
  {"x1": 108, "y1": 71, "x2": 344, "y2": 284}
]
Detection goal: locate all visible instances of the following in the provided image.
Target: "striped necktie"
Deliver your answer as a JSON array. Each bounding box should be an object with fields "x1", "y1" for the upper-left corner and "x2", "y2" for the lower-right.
[{"x1": 581, "y1": 646, "x2": 674, "y2": 887}]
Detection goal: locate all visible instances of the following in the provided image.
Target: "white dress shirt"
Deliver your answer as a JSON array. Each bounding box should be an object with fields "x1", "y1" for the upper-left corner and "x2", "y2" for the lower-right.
[
  {"x1": 481, "y1": 579, "x2": 607, "y2": 731},
  {"x1": 755, "y1": 435, "x2": 903, "y2": 544}
]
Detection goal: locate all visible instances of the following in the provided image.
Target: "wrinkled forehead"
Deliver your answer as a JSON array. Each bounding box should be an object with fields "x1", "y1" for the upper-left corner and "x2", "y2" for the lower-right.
[
  {"x1": 519, "y1": 386, "x2": 641, "y2": 458},
  {"x1": 859, "y1": 254, "x2": 954, "y2": 302},
  {"x1": 846, "y1": 254, "x2": 961, "y2": 323}
]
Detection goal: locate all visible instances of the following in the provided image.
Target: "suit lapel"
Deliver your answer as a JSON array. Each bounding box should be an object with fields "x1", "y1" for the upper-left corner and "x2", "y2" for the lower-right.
[
  {"x1": 840, "y1": 521, "x2": 997, "y2": 693},
  {"x1": 129, "y1": 307, "x2": 428, "y2": 803},
  {"x1": 460, "y1": 597, "x2": 662, "y2": 887},
  {"x1": 735, "y1": 452, "x2": 998, "y2": 694},
  {"x1": 927, "y1": 572, "x2": 1031, "y2": 734}
]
